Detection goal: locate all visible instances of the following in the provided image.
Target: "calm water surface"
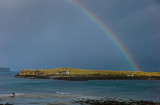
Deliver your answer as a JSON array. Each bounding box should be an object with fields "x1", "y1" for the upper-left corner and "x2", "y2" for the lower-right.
[{"x1": 0, "y1": 72, "x2": 160, "y2": 104}]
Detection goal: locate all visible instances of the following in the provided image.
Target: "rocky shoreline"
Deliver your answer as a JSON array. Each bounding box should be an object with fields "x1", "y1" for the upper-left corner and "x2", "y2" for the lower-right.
[
  {"x1": 15, "y1": 75, "x2": 160, "y2": 81},
  {"x1": 75, "y1": 98, "x2": 160, "y2": 105},
  {"x1": 0, "y1": 104, "x2": 13, "y2": 105},
  {"x1": 1, "y1": 93, "x2": 159, "y2": 105},
  {"x1": 1, "y1": 98, "x2": 160, "y2": 105}
]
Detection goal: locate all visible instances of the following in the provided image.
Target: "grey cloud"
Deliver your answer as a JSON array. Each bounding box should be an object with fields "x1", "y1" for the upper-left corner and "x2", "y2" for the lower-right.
[{"x1": 0, "y1": 0, "x2": 159, "y2": 71}]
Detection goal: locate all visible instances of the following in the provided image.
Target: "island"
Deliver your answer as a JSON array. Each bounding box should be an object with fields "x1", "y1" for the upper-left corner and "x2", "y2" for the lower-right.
[
  {"x1": 0, "y1": 68, "x2": 10, "y2": 72},
  {"x1": 15, "y1": 68, "x2": 160, "y2": 81}
]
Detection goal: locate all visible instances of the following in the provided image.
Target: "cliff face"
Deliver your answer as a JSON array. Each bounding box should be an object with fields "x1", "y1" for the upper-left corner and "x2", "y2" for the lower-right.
[{"x1": 0, "y1": 68, "x2": 10, "y2": 72}]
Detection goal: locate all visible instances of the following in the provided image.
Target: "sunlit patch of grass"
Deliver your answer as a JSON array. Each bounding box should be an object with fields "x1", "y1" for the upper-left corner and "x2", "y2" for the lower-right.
[{"x1": 18, "y1": 68, "x2": 160, "y2": 77}]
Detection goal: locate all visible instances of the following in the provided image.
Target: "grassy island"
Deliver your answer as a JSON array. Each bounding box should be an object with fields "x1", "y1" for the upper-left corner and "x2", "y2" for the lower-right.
[{"x1": 15, "y1": 68, "x2": 160, "y2": 81}]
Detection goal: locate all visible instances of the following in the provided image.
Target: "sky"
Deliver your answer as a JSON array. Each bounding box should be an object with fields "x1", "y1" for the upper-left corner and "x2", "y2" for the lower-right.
[{"x1": 0, "y1": 0, "x2": 159, "y2": 72}]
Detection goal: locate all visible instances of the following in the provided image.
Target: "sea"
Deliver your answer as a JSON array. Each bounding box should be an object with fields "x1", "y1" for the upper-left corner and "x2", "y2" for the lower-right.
[{"x1": 0, "y1": 72, "x2": 160, "y2": 105}]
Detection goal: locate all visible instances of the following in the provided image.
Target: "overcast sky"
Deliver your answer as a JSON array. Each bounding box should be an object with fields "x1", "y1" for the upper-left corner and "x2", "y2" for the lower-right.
[{"x1": 0, "y1": 0, "x2": 159, "y2": 72}]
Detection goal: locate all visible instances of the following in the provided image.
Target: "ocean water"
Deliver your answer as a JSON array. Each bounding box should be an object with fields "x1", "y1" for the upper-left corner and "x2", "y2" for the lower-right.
[{"x1": 0, "y1": 72, "x2": 160, "y2": 105}]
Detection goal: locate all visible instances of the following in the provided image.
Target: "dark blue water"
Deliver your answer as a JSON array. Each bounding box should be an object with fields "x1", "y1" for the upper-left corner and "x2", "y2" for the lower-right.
[{"x1": 0, "y1": 72, "x2": 160, "y2": 104}]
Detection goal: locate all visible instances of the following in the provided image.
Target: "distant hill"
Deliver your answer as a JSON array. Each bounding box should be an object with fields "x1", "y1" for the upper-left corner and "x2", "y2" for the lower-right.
[{"x1": 0, "y1": 68, "x2": 10, "y2": 72}]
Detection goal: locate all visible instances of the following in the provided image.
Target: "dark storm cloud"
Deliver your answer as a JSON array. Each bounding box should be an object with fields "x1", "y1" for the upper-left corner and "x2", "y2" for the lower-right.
[
  {"x1": 0, "y1": 0, "x2": 159, "y2": 71},
  {"x1": 155, "y1": 0, "x2": 160, "y2": 4},
  {"x1": 79, "y1": 0, "x2": 160, "y2": 71}
]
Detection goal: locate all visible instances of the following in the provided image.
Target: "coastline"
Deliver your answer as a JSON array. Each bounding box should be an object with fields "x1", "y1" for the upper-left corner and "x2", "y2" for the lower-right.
[
  {"x1": 1, "y1": 93, "x2": 160, "y2": 105},
  {"x1": 15, "y1": 68, "x2": 160, "y2": 81},
  {"x1": 15, "y1": 75, "x2": 160, "y2": 81}
]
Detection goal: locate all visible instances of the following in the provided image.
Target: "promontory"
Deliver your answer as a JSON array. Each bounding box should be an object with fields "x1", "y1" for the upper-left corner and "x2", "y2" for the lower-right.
[{"x1": 15, "y1": 68, "x2": 160, "y2": 81}]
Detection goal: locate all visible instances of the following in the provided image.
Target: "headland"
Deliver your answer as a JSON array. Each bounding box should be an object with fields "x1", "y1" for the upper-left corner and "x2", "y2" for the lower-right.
[{"x1": 15, "y1": 68, "x2": 160, "y2": 81}]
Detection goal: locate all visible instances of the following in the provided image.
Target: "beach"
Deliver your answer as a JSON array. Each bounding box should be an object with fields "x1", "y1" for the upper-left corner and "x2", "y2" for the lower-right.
[{"x1": 1, "y1": 93, "x2": 160, "y2": 105}]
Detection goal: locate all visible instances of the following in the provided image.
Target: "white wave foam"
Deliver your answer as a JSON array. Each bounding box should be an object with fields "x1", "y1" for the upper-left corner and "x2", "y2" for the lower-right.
[
  {"x1": 0, "y1": 94, "x2": 12, "y2": 97},
  {"x1": 0, "y1": 93, "x2": 24, "y2": 98},
  {"x1": 56, "y1": 91, "x2": 70, "y2": 95}
]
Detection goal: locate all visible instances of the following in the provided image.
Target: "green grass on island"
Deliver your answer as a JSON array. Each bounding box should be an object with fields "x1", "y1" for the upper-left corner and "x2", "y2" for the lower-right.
[{"x1": 16, "y1": 68, "x2": 160, "y2": 80}]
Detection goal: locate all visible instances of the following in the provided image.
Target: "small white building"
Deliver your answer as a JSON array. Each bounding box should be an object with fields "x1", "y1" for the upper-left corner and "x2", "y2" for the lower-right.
[
  {"x1": 61, "y1": 71, "x2": 69, "y2": 75},
  {"x1": 127, "y1": 75, "x2": 134, "y2": 77}
]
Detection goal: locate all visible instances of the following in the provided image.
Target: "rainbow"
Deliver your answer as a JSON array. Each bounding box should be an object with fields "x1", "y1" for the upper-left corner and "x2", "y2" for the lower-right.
[{"x1": 68, "y1": 0, "x2": 141, "y2": 71}]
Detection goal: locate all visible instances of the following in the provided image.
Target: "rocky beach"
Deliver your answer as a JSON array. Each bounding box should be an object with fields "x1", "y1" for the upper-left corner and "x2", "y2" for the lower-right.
[{"x1": 1, "y1": 94, "x2": 160, "y2": 105}]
